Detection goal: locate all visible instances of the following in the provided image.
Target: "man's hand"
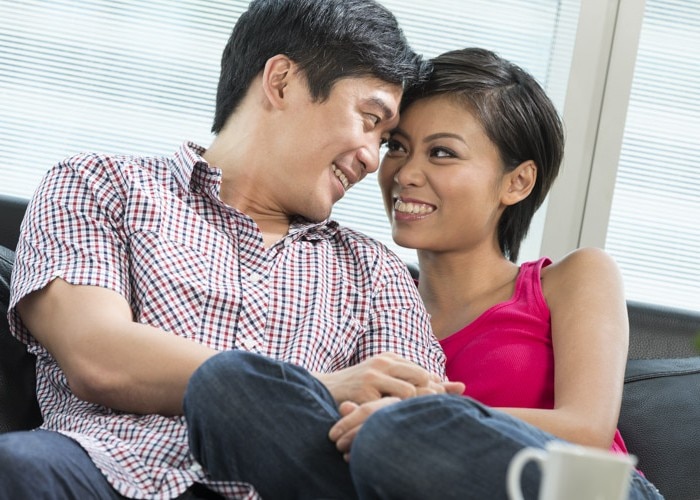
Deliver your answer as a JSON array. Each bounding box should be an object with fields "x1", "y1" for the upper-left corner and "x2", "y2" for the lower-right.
[
  {"x1": 313, "y1": 352, "x2": 463, "y2": 404},
  {"x1": 328, "y1": 376, "x2": 463, "y2": 461},
  {"x1": 318, "y1": 352, "x2": 465, "y2": 460}
]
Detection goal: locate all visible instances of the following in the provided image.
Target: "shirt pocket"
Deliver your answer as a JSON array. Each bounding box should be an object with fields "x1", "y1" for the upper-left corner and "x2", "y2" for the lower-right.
[{"x1": 278, "y1": 310, "x2": 365, "y2": 372}]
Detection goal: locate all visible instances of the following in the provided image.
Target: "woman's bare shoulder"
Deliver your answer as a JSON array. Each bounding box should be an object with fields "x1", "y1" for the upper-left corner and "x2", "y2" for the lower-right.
[{"x1": 541, "y1": 247, "x2": 623, "y2": 299}]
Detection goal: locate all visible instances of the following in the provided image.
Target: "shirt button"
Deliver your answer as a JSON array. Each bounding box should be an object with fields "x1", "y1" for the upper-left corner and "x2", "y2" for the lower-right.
[{"x1": 248, "y1": 272, "x2": 263, "y2": 283}]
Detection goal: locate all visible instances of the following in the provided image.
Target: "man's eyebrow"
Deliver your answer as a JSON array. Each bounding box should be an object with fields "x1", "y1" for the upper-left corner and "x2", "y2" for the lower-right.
[{"x1": 364, "y1": 97, "x2": 396, "y2": 121}]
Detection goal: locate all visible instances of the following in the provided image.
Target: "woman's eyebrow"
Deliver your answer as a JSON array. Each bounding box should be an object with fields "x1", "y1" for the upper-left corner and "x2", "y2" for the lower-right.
[{"x1": 423, "y1": 132, "x2": 466, "y2": 144}]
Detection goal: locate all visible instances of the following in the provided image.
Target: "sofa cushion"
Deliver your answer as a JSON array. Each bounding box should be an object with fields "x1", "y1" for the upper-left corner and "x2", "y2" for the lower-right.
[
  {"x1": 618, "y1": 357, "x2": 700, "y2": 500},
  {"x1": 0, "y1": 245, "x2": 42, "y2": 433}
]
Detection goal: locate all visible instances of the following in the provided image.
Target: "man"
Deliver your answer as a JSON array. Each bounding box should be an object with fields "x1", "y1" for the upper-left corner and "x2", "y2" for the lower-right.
[{"x1": 0, "y1": 0, "x2": 462, "y2": 498}]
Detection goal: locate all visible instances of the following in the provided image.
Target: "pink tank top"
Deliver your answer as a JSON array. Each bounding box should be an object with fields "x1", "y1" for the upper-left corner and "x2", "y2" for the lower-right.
[{"x1": 438, "y1": 257, "x2": 628, "y2": 454}]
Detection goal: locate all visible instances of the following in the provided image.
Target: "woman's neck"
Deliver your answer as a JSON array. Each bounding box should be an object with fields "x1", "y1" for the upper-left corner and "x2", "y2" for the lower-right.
[{"x1": 418, "y1": 249, "x2": 519, "y2": 339}]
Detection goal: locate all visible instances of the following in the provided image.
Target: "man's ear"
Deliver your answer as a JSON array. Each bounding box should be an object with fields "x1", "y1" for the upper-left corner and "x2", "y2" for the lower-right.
[
  {"x1": 502, "y1": 160, "x2": 537, "y2": 206},
  {"x1": 261, "y1": 54, "x2": 294, "y2": 109}
]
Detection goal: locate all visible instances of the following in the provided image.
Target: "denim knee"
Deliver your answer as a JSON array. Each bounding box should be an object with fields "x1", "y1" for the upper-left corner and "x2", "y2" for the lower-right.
[
  {"x1": 187, "y1": 350, "x2": 244, "y2": 399},
  {"x1": 351, "y1": 394, "x2": 541, "y2": 500},
  {"x1": 183, "y1": 350, "x2": 355, "y2": 498}
]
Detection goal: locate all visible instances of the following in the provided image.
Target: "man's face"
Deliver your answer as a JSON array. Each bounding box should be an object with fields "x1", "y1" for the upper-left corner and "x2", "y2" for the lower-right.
[{"x1": 268, "y1": 75, "x2": 402, "y2": 222}]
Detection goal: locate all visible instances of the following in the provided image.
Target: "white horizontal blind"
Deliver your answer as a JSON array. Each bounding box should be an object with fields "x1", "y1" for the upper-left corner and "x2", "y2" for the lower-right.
[
  {"x1": 605, "y1": 0, "x2": 700, "y2": 312},
  {"x1": 0, "y1": 0, "x2": 578, "y2": 266},
  {"x1": 0, "y1": 0, "x2": 244, "y2": 196}
]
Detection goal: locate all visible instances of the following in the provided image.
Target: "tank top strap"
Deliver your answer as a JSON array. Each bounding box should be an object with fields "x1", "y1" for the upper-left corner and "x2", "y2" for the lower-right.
[{"x1": 512, "y1": 257, "x2": 552, "y2": 315}]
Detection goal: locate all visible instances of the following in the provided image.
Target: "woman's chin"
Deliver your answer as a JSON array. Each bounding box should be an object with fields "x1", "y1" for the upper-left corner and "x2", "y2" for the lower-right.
[{"x1": 391, "y1": 231, "x2": 423, "y2": 250}]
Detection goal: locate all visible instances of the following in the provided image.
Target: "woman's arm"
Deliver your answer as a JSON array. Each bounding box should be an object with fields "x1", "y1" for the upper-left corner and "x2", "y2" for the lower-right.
[{"x1": 497, "y1": 247, "x2": 629, "y2": 448}]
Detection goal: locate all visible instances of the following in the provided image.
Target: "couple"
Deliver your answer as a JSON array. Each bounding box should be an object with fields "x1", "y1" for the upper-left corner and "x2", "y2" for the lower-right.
[{"x1": 0, "y1": 0, "x2": 662, "y2": 499}]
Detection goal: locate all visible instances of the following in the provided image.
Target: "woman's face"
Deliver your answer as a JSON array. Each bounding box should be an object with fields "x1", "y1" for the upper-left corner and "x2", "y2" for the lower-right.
[{"x1": 379, "y1": 95, "x2": 510, "y2": 254}]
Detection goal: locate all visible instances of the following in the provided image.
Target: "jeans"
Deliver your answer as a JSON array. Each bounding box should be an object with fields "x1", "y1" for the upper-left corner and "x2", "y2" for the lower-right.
[
  {"x1": 0, "y1": 351, "x2": 664, "y2": 500},
  {"x1": 0, "y1": 350, "x2": 346, "y2": 500},
  {"x1": 350, "y1": 394, "x2": 664, "y2": 500},
  {"x1": 0, "y1": 429, "x2": 223, "y2": 499},
  {"x1": 0, "y1": 429, "x2": 125, "y2": 499},
  {"x1": 184, "y1": 350, "x2": 355, "y2": 500}
]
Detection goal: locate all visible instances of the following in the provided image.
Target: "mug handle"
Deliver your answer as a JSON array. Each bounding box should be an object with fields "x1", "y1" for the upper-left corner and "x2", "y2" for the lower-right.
[{"x1": 506, "y1": 447, "x2": 547, "y2": 500}]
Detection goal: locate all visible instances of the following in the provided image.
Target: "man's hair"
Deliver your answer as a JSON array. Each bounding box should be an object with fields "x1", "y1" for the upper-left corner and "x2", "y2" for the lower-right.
[
  {"x1": 402, "y1": 48, "x2": 565, "y2": 263},
  {"x1": 212, "y1": 0, "x2": 427, "y2": 133}
]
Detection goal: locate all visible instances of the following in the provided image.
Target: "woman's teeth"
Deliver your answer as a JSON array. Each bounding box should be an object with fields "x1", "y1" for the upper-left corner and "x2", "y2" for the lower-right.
[{"x1": 394, "y1": 199, "x2": 435, "y2": 214}]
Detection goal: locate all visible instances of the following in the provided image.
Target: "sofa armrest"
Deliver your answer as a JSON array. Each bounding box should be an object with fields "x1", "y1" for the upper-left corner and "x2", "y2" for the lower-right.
[
  {"x1": 0, "y1": 245, "x2": 42, "y2": 433},
  {"x1": 618, "y1": 357, "x2": 700, "y2": 500}
]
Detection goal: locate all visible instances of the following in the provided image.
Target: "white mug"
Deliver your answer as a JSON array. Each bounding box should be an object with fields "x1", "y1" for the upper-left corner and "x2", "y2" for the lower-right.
[{"x1": 507, "y1": 441, "x2": 638, "y2": 500}]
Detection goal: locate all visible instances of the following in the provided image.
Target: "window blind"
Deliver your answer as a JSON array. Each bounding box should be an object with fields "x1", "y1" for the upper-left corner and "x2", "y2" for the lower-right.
[
  {"x1": 0, "y1": 0, "x2": 579, "y2": 265},
  {"x1": 605, "y1": 0, "x2": 700, "y2": 312},
  {"x1": 0, "y1": 0, "x2": 243, "y2": 195}
]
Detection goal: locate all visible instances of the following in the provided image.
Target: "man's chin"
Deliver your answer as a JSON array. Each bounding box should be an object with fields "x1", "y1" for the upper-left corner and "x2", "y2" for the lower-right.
[{"x1": 299, "y1": 206, "x2": 332, "y2": 223}]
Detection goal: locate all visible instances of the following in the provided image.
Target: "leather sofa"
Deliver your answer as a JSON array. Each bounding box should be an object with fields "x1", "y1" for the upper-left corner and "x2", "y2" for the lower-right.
[{"x1": 1, "y1": 193, "x2": 699, "y2": 499}]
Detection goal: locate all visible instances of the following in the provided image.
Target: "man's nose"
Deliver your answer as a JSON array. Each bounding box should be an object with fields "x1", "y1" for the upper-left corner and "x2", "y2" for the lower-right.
[{"x1": 356, "y1": 142, "x2": 380, "y2": 174}]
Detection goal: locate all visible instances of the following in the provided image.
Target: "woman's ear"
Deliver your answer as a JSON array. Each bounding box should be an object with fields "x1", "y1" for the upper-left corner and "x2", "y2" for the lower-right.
[
  {"x1": 261, "y1": 54, "x2": 294, "y2": 109},
  {"x1": 502, "y1": 160, "x2": 537, "y2": 206}
]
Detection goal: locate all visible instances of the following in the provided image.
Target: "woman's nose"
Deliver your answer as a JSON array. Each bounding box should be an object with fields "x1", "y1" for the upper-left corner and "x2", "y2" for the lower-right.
[{"x1": 393, "y1": 157, "x2": 424, "y2": 187}]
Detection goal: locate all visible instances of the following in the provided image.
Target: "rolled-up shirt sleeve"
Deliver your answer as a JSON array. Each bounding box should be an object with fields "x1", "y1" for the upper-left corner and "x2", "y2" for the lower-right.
[{"x1": 9, "y1": 153, "x2": 129, "y2": 350}]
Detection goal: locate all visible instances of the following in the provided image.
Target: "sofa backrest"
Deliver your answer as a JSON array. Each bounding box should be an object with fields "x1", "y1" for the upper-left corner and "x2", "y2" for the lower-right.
[
  {"x1": 0, "y1": 194, "x2": 28, "y2": 251},
  {"x1": 0, "y1": 244, "x2": 41, "y2": 433}
]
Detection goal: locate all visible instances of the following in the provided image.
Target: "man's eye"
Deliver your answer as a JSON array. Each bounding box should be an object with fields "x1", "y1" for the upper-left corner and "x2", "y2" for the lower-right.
[
  {"x1": 366, "y1": 114, "x2": 381, "y2": 126},
  {"x1": 386, "y1": 139, "x2": 406, "y2": 153}
]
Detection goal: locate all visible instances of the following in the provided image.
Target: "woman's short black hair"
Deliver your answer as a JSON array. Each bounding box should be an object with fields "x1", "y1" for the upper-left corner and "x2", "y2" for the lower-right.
[{"x1": 403, "y1": 48, "x2": 565, "y2": 262}]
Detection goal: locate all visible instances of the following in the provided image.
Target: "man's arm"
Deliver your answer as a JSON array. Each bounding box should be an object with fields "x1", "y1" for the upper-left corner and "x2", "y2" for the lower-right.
[
  {"x1": 18, "y1": 278, "x2": 217, "y2": 416},
  {"x1": 314, "y1": 352, "x2": 462, "y2": 404},
  {"x1": 19, "y1": 278, "x2": 462, "y2": 416}
]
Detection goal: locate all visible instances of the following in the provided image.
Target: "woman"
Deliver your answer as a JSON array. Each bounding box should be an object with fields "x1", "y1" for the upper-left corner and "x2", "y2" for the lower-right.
[{"x1": 337, "y1": 48, "x2": 663, "y2": 499}]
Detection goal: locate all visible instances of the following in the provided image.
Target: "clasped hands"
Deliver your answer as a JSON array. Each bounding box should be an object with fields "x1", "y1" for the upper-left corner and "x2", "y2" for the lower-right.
[{"x1": 314, "y1": 352, "x2": 465, "y2": 461}]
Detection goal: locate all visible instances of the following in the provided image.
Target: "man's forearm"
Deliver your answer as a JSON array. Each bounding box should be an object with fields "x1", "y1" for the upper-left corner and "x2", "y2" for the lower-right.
[{"x1": 18, "y1": 278, "x2": 219, "y2": 415}]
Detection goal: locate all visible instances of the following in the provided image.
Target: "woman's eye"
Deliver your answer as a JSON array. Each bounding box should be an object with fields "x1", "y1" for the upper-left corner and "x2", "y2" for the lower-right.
[{"x1": 431, "y1": 147, "x2": 456, "y2": 158}]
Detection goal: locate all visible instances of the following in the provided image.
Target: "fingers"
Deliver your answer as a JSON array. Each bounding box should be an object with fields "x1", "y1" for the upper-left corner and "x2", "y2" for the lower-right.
[
  {"x1": 442, "y1": 380, "x2": 466, "y2": 395},
  {"x1": 350, "y1": 353, "x2": 439, "y2": 400},
  {"x1": 338, "y1": 400, "x2": 359, "y2": 417},
  {"x1": 315, "y1": 353, "x2": 462, "y2": 405},
  {"x1": 415, "y1": 380, "x2": 465, "y2": 397},
  {"x1": 372, "y1": 352, "x2": 435, "y2": 389},
  {"x1": 329, "y1": 398, "x2": 400, "y2": 460}
]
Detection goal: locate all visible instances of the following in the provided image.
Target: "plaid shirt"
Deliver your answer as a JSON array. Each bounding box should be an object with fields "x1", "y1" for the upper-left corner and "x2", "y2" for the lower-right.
[{"x1": 9, "y1": 142, "x2": 444, "y2": 499}]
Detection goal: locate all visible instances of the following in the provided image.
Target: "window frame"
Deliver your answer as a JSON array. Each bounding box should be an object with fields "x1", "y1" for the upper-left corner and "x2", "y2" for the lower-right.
[{"x1": 540, "y1": 0, "x2": 646, "y2": 257}]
